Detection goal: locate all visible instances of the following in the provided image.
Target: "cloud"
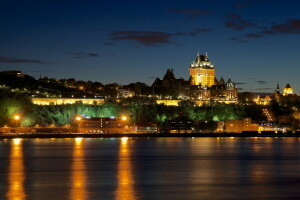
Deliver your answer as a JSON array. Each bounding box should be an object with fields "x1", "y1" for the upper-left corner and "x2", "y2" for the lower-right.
[
  {"x1": 110, "y1": 31, "x2": 173, "y2": 46},
  {"x1": 225, "y1": 14, "x2": 254, "y2": 31},
  {"x1": 109, "y1": 29, "x2": 213, "y2": 46},
  {"x1": 168, "y1": 9, "x2": 213, "y2": 18},
  {"x1": 71, "y1": 52, "x2": 99, "y2": 59},
  {"x1": 256, "y1": 81, "x2": 266, "y2": 84},
  {"x1": 245, "y1": 33, "x2": 263, "y2": 38},
  {"x1": 0, "y1": 56, "x2": 47, "y2": 64},
  {"x1": 176, "y1": 28, "x2": 213, "y2": 36},
  {"x1": 229, "y1": 37, "x2": 247, "y2": 43},
  {"x1": 247, "y1": 88, "x2": 273, "y2": 91},
  {"x1": 245, "y1": 19, "x2": 300, "y2": 39},
  {"x1": 262, "y1": 19, "x2": 300, "y2": 35}
]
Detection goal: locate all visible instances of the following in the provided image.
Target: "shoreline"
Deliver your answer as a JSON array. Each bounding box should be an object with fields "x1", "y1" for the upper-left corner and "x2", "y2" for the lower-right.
[{"x1": 1, "y1": 133, "x2": 300, "y2": 139}]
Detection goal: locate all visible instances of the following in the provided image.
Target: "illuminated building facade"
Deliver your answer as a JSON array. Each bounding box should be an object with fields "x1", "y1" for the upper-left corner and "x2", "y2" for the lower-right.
[
  {"x1": 78, "y1": 117, "x2": 134, "y2": 133},
  {"x1": 217, "y1": 118, "x2": 258, "y2": 133},
  {"x1": 32, "y1": 97, "x2": 104, "y2": 105},
  {"x1": 117, "y1": 88, "x2": 135, "y2": 98},
  {"x1": 152, "y1": 52, "x2": 238, "y2": 104},
  {"x1": 189, "y1": 53, "x2": 238, "y2": 102},
  {"x1": 274, "y1": 83, "x2": 299, "y2": 103},
  {"x1": 254, "y1": 95, "x2": 272, "y2": 105},
  {"x1": 190, "y1": 53, "x2": 215, "y2": 87},
  {"x1": 283, "y1": 83, "x2": 293, "y2": 96}
]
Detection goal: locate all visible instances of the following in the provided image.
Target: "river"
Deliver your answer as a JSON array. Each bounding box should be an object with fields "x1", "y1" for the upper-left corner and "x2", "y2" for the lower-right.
[{"x1": 1, "y1": 137, "x2": 300, "y2": 200}]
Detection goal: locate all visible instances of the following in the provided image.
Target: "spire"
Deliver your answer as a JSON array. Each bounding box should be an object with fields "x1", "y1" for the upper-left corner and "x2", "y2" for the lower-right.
[
  {"x1": 219, "y1": 77, "x2": 225, "y2": 85},
  {"x1": 275, "y1": 83, "x2": 280, "y2": 94},
  {"x1": 214, "y1": 77, "x2": 218, "y2": 85}
]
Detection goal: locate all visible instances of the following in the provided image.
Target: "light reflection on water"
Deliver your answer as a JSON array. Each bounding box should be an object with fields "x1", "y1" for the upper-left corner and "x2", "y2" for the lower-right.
[
  {"x1": 7, "y1": 138, "x2": 26, "y2": 200},
  {"x1": 115, "y1": 137, "x2": 138, "y2": 200},
  {"x1": 1, "y1": 137, "x2": 300, "y2": 199},
  {"x1": 70, "y1": 138, "x2": 88, "y2": 200}
]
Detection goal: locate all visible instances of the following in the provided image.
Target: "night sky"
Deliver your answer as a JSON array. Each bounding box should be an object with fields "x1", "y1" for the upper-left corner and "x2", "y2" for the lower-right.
[{"x1": 1, "y1": 0, "x2": 300, "y2": 93}]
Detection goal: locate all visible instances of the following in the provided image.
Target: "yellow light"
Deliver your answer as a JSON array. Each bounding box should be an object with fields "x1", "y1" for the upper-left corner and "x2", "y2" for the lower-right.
[
  {"x1": 121, "y1": 137, "x2": 128, "y2": 144},
  {"x1": 75, "y1": 137, "x2": 83, "y2": 145},
  {"x1": 76, "y1": 116, "x2": 82, "y2": 121},
  {"x1": 13, "y1": 115, "x2": 20, "y2": 120},
  {"x1": 121, "y1": 116, "x2": 127, "y2": 121},
  {"x1": 13, "y1": 138, "x2": 22, "y2": 145}
]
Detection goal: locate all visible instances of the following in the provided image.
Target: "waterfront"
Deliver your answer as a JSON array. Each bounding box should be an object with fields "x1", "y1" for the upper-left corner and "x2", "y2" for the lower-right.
[{"x1": 1, "y1": 137, "x2": 300, "y2": 199}]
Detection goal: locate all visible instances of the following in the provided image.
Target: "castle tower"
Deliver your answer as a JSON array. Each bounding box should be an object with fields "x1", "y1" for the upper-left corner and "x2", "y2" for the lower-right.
[
  {"x1": 283, "y1": 83, "x2": 293, "y2": 96},
  {"x1": 189, "y1": 52, "x2": 215, "y2": 87}
]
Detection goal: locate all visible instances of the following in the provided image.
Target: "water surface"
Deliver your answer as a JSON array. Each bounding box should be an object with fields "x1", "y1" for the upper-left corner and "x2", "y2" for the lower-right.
[{"x1": 1, "y1": 137, "x2": 300, "y2": 200}]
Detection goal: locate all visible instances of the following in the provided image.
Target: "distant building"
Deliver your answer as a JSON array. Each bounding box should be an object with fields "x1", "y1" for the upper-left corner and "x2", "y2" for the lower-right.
[
  {"x1": 116, "y1": 88, "x2": 135, "y2": 98},
  {"x1": 217, "y1": 118, "x2": 258, "y2": 133},
  {"x1": 152, "y1": 69, "x2": 190, "y2": 98},
  {"x1": 161, "y1": 115, "x2": 194, "y2": 133},
  {"x1": 32, "y1": 98, "x2": 104, "y2": 105},
  {"x1": 274, "y1": 83, "x2": 299, "y2": 103},
  {"x1": 254, "y1": 95, "x2": 272, "y2": 105},
  {"x1": 78, "y1": 117, "x2": 133, "y2": 133},
  {"x1": 136, "y1": 123, "x2": 158, "y2": 133},
  {"x1": 190, "y1": 52, "x2": 215, "y2": 87},
  {"x1": 258, "y1": 122, "x2": 286, "y2": 133},
  {"x1": 156, "y1": 99, "x2": 181, "y2": 106},
  {"x1": 189, "y1": 53, "x2": 238, "y2": 102},
  {"x1": 152, "y1": 52, "x2": 238, "y2": 105},
  {"x1": 283, "y1": 83, "x2": 293, "y2": 96},
  {"x1": 0, "y1": 70, "x2": 26, "y2": 77}
]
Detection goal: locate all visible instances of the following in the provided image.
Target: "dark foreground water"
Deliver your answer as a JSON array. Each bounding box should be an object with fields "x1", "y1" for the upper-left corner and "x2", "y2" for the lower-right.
[{"x1": 1, "y1": 137, "x2": 300, "y2": 200}]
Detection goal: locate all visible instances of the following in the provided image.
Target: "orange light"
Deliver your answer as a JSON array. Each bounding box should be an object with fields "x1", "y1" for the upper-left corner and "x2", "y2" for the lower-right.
[
  {"x1": 121, "y1": 116, "x2": 127, "y2": 121},
  {"x1": 13, "y1": 115, "x2": 20, "y2": 120},
  {"x1": 76, "y1": 116, "x2": 82, "y2": 121}
]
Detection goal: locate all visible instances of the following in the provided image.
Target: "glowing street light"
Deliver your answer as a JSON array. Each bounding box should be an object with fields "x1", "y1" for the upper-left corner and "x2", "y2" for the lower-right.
[
  {"x1": 13, "y1": 115, "x2": 21, "y2": 128},
  {"x1": 121, "y1": 116, "x2": 127, "y2": 121},
  {"x1": 76, "y1": 116, "x2": 82, "y2": 121}
]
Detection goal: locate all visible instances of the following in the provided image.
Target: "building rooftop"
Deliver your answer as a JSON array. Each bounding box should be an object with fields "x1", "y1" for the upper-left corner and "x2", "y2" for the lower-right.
[{"x1": 190, "y1": 53, "x2": 214, "y2": 69}]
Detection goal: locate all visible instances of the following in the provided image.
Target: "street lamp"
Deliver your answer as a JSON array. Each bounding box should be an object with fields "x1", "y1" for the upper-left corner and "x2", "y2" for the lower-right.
[
  {"x1": 121, "y1": 116, "x2": 127, "y2": 121},
  {"x1": 75, "y1": 116, "x2": 82, "y2": 133},
  {"x1": 13, "y1": 114, "x2": 21, "y2": 129}
]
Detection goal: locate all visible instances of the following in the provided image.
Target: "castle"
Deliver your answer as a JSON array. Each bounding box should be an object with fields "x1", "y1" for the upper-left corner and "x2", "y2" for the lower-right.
[{"x1": 152, "y1": 52, "x2": 238, "y2": 104}]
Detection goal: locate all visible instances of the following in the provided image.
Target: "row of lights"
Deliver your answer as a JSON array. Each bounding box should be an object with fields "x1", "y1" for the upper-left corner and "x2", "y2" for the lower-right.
[
  {"x1": 7, "y1": 114, "x2": 128, "y2": 128},
  {"x1": 263, "y1": 108, "x2": 273, "y2": 122}
]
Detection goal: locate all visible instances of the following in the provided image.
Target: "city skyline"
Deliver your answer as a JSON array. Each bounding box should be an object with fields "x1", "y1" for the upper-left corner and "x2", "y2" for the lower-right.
[{"x1": 1, "y1": 0, "x2": 300, "y2": 93}]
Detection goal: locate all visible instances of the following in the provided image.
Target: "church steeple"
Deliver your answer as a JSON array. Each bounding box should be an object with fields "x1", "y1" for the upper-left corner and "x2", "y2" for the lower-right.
[{"x1": 275, "y1": 84, "x2": 280, "y2": 94}]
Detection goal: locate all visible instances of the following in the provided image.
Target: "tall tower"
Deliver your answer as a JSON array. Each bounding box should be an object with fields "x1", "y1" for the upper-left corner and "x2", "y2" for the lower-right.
[
  {"x1": 283, "y1": 83, "x2": 293, "y2": 96},
  {"x1": 189, "y1": 52, "x2": 215, "y2": 87}
]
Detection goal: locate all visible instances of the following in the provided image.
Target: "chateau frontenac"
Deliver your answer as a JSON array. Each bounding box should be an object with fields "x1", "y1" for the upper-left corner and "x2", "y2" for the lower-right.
[{"x1": 152, "y1": 52, "x2": 238, "y2": 104}]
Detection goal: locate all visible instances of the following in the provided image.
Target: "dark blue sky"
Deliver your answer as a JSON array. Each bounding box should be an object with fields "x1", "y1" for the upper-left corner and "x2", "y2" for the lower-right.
[{"x1": 1, "y1": 0, "x2": 300, "y2": 93}]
